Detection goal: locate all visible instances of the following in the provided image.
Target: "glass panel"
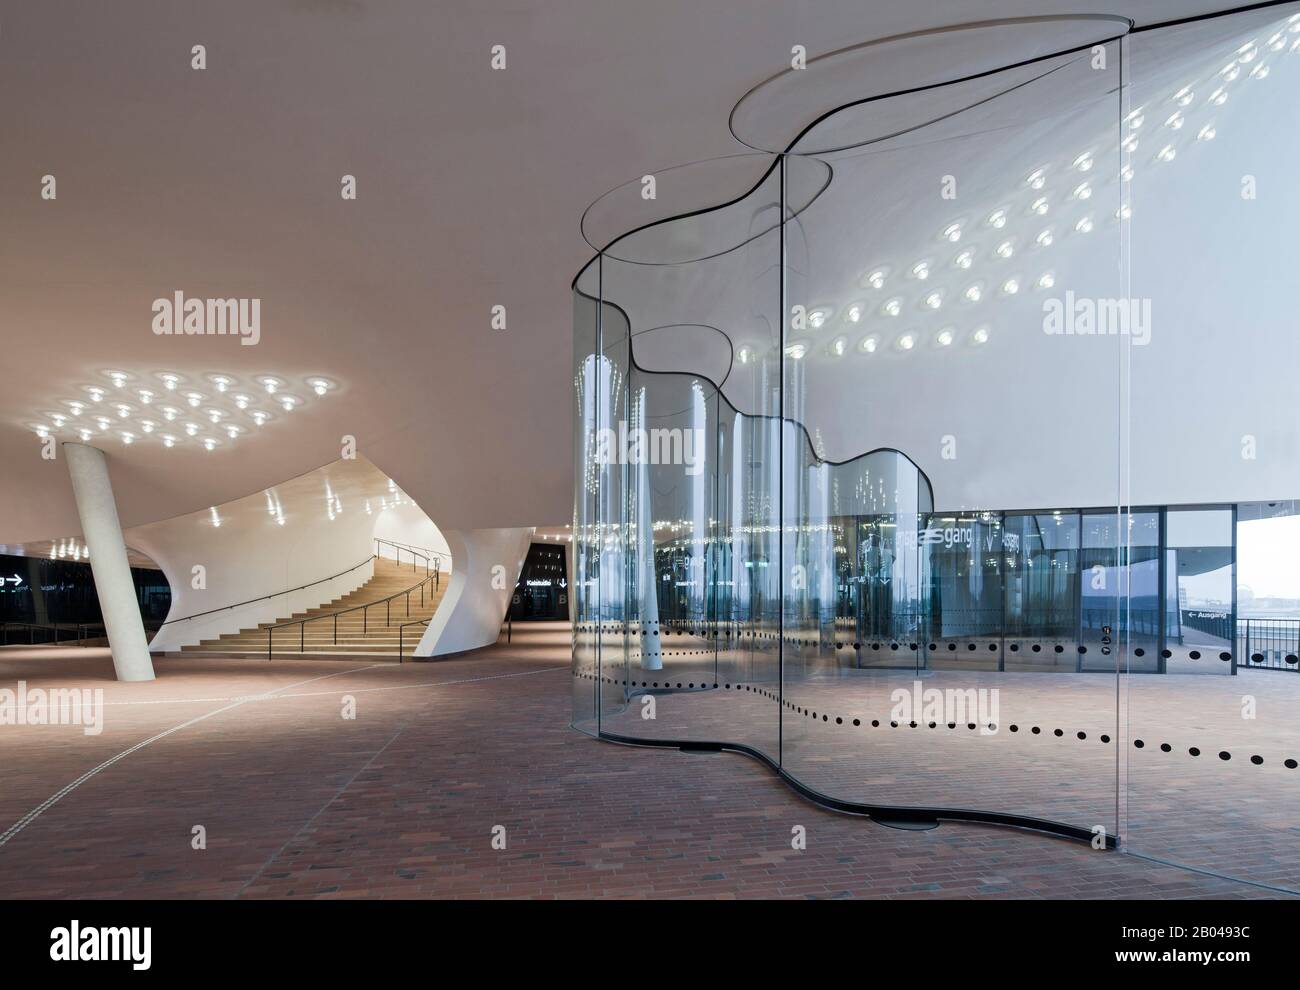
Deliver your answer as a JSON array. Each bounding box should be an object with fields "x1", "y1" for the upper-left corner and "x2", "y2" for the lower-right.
[
  {"x1": 778, "y1": 32, "x2": 1123, "y2": 828},
  {"x1": 1122, "y1": 5, "x2": 1300, "y2": 892},
  {"x1": 1164, "y1": 508, "x2": 1235, "y2": 673}
]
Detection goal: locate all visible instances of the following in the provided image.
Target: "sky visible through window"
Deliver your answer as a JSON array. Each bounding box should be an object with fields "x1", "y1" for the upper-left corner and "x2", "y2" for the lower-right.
[{"x1": 1238, "y1": 515, "x2": 1300, "y2": 611}]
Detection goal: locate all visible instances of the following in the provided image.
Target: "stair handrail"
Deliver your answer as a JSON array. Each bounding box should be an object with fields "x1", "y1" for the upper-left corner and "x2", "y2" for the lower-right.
[
  {"x1": 265, "y1": 565, "x2": 442, "y2": 660},
  {"x1": 375, "y1": 537, "x2": 452, "y2": 569},
  {"x1": 397, "y1": 617, "x2": 431, "y2": 663},
  {"x1": 159, "y1": 554, "x2": 377, "y2": 625}
]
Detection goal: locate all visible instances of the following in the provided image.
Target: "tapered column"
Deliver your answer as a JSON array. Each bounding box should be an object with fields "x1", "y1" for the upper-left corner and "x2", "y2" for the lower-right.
[
  {"x1": 63, "y1": 443, "x2": 155, "y2": 681},
  {"x1": 417, "y1": 527, "x2": 532, "y2": 657}
]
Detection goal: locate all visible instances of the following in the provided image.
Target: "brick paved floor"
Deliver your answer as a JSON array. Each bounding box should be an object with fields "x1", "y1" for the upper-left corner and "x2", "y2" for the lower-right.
[{"x1": 0, "y1": 627, "x2": 1292, "y2": 898}]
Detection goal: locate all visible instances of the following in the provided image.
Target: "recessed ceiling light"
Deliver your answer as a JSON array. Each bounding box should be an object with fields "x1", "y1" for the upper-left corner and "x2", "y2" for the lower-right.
[
  {"x1": 1072, "y1": 151, "x2": 1094, "y2": 172},
  {"x1": 1030, "y1": 197, "x2": 1049, "y2": 215},
  {"x1": 207, "y1": 374, "x2": 234, "y2": 393},
  {"x1": 897, "y1": 333, "x2": 915, "y2": 351},
  {"x1": 157, "y1": 372, "x2": 182, "y2": 390},
  {"x1": 963, "y1": 284, "x2": 982, "y2": 303},
  {"x1": 954, "y1": 249, "x2": 974, "y2": 269},
  {"x1": 1075, "y1": 216, "x2": 1094, "y2": 233},
  {"x1": 102, "y1": 370, "x2": 130, "y2": 388},
  {"x1": 259, "y1": 376, "x2": 284, "y2": 394},
  {"x1": 846, "y1": 304, "x2": 862, "y2": 323},
  {"x1": 941, "y1": 222, "x2": 962, "y2": 242},
  {"x1": 986, "y1": 209, "x2": 1007, "y2": 229},
  {"x1": 882, "y1": 298, "x2": 902, "y2": 317},
  {"x1": 971, "y1": 327, "x2": 990, "y2": 345},
  {"x1": 84, "y1": 386, "x2": 106, "y2": 403},
  {"x1": 306, "y1": 377, "x2": 334, "y2": 396},
  {"x1": 183, "y1": 391, "x2": 204, "y2": 408},
  {"x1": 202, "y1": 437, "x2": 219, "y2": 452},
  {"x1": 1025, "y1": 167, "x2": 1047, "y2": 189},
  {"x1": 862, "y1": 268, "x2": 887, "y2": 289},
  {"x1": 995, "y1": 240, "x2": 1014, "y2": 259},
  {"x1": 784, "y1": 343, "x2": 807, "y2": 360},
  {"x1": 183, "y1": 422, "x2": 200, "y2": 436},
  {"x1": 278, "y1": 395, "x2": 300, "y2": 412},
  {"x1": 936, "y1": 328, "x2": 954, "y2": 347},
  {"x1": 1156, "y1": 145, "x2": 1176, "y2": 163}
]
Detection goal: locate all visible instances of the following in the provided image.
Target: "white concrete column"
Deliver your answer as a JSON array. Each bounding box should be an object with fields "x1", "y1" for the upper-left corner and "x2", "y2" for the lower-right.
[
  {"x1": 417, "y1": 527, "x2": 532, "y2": 657},
  {"x1": 63, "y1": 443, "x2": 155, "y2": 681}
]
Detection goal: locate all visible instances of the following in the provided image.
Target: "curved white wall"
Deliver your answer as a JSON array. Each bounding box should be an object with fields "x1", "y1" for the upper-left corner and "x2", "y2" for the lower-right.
[
  {"x1": 134, "y1": 458, "x2": 450, "y2": 652},
  {"x1": 134, "y1": 505, "x2": 378, "y2": 653}
]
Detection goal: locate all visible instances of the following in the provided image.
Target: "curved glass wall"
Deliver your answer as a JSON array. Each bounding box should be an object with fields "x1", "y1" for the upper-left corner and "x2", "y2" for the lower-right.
[{"x1": 574, "y1": 6, "x2": 1300, "y2": 893}]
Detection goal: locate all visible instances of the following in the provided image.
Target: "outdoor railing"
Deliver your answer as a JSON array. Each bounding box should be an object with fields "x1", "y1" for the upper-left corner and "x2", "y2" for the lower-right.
[
  {"x1": 0, "y1": 621, "x2": 106, "y2": 647},
  {"x1": 1237, "y1": 617, "x2": 1300, "y2": 671}
]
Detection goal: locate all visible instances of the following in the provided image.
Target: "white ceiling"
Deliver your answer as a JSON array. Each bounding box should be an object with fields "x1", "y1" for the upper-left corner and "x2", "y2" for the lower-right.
[{"x1": 0, "y1": 0, "x2": 1259, "y2": 542}]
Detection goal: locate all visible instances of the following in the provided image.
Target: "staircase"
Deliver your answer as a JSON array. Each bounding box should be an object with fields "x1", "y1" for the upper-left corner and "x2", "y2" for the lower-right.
[{"x1": 180, "y1": 557, "x2": 447, "y2": 658}]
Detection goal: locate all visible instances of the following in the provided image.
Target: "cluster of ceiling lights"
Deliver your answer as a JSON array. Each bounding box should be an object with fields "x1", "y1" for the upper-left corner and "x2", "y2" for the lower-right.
[
  {"x1": 28, "y1": 370, "x2": 337, "y2": 452},
  {"x1": 762, "y1": 16, "x2": 1297, "y2": 365}
]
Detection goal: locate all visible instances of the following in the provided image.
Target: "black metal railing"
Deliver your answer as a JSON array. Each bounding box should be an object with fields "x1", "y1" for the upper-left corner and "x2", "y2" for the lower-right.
[
  {"x1": 398, "y1": 617, "x2": 430, "y2": 662},
  {"x1": 0, "y1": 621, "x2": 106, "y2": 647},
  {"x1": 265, "y1": 569, "x2": 441, "y2": 660},
  {"x1": 1237, "y1": 617, "x2": 1300, "y2": 671},
  {"x1": 374, "y1": 538, "x2": 451, "y2": 579},
  {"x1": 159, "y1": 554, "x2": 377, "y2": 626}
]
